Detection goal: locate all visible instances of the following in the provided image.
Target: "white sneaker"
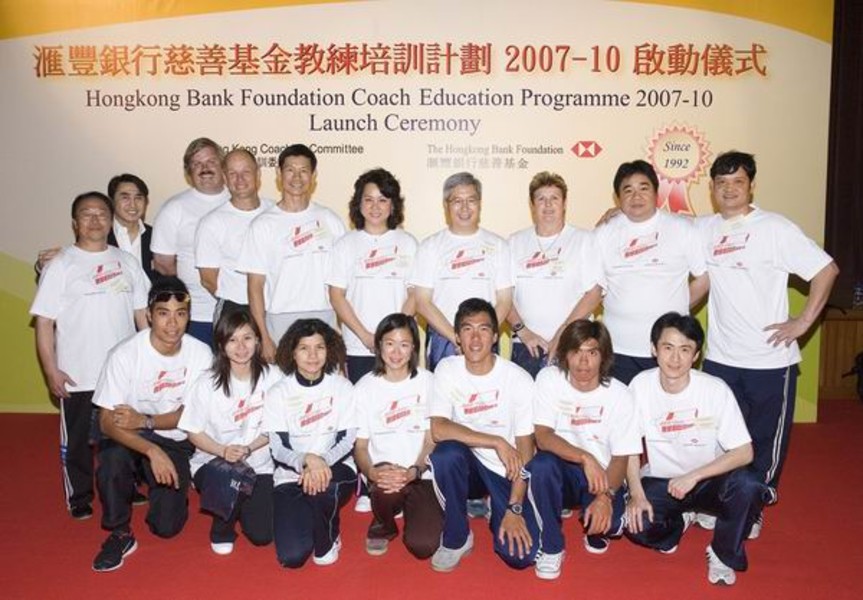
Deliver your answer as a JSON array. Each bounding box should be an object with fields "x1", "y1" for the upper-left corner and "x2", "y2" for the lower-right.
[
  {"x1": 313, "y1": 537, "x2": 342, "y2": 566},
  {"x1": 431, "y1": 532, "x2": 474, "y2": 572},
  {"x1": 354, "y1": 495, "x2": 372, "y2": 513},
  {"x1": 748, "y1": 513, "x2": 763, "y2": 540},
  {"x1": 695, "y1": 512, "x2": 717, "y2": 530},
  {"x1": 210, "y1": 542, "x2": 234, "y2": 556},
  {"x1": 534, "y1": 550, "x2": 565, "y2": 580},
  {"x1": 706, "y1": 544, "x2": 736, "y2": 585}
]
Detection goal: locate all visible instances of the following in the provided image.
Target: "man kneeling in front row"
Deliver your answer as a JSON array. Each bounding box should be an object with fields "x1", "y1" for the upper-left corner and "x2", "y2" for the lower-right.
[
  {"x1": 525, "y1": 319, "x2": 640, "y2": 580},
  {"x1": 92, "y1": 277, "x2": 212, "y2": 572},
  {"x1": 625, "y1": 312, "x2": 767, "y2": 586}
]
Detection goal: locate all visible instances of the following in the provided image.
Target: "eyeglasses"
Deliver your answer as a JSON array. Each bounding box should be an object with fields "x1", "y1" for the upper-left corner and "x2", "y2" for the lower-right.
[
  {"x1": 447, "y1": 197, "x2": 480, "y2": 209},
  {"x1": 148, "y1": 291, "x2": 190, "y2": 306}
]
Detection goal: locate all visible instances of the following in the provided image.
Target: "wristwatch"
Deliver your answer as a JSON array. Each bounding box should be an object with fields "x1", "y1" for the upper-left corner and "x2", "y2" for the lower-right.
[
  {"x1": 143, "y1": 415, "x2": 155, "y2": 430},
  {"x1": 512, "y1": 322, "x2": 525, "y2": 334},
  {"x1": 506, "y1": 502, "x2": 524, "y2": 515}
]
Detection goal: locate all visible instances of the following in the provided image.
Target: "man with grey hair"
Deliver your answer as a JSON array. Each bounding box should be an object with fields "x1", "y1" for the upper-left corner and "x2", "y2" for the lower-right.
[
  {"x1": 410, "y1": 172, "x2": 513, "y2": 372},
  {"x1": 151, "y1": 137, "x2": 230, "y2": 346}
]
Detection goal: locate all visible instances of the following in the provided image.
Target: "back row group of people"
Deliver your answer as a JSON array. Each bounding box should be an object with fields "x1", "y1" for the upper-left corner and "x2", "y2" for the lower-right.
[{"x1": 31, "y1": 139, "x2": 837, "y2": 586}]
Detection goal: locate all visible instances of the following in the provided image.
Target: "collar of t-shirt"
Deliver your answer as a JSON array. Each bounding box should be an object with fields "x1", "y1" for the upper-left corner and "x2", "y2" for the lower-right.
[{"x1": 296, "y1": 371, "x2": 325, "y2": 387}]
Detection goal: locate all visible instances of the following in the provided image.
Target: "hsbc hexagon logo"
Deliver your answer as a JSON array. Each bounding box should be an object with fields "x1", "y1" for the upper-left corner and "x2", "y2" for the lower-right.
[{"x1": 571, "y1": 141, "x2": 603, "y2": 158}]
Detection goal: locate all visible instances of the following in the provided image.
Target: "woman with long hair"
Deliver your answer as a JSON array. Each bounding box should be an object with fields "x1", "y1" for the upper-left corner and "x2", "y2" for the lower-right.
[{"x1": 178, "y1": 310, "x2": 281, "y2": 555}]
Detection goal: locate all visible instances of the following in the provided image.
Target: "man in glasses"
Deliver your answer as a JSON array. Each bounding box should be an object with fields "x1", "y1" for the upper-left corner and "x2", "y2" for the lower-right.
[
  {"x1": 91, "y1": 277, "x2": 212, "y2": 572},
  {"x1": 410, "y1": 172, "x2": 513, "y2": 372},
  {"x1": 152, "y1": 137, "x2": 230, "y2": 346},
  {"x1": 31, "y1": 192, "x2": 151, "y2": 521}
]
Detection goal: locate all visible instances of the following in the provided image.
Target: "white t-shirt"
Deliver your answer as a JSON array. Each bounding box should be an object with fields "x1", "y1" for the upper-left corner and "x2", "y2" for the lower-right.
[
  {"x1": 93, "y1": 330, "x2": 213, "y2": 441},
  {"x1": 594, "y1": 211, "x2": 706, "y2": 357},
  {"x1": 697, "y1": 207, "x2": 834, "y2": 368},
  {"x1": 179, "y1": 366, "x2": 282, "y2": 476},
  {"x1": 409, "y1": 228, "x2": 513, "y2": 326},
  {"x1": 194, "y1": 199, "x2": 274, "y2": 304},
  {"x1": 151, "y1": 186, "x2": 230, "y2": 321},
  {"x1": 628, "y1": 368, "x2": 751, "y2": 479},
  {"x1": 237, "y1": 203, "x2": 347, "y2": 314},
  {"x1": 533, "y1": 367, "x2": 641, "y2": 468},
  {"x1": 30, "y1": 245, "x2": 150, "y2": 392},
  {"x1": 326, "y1": 229, "x2": 418, "y2": 356},
  {"x1": 429, "y1": 356, "x2": 534, "y2": 477},
  {"x1": 353, "y1": 368, "x2": 433, "y2": 480},
  {"x1": 509, "y1": 225, "x2": 600, "y2": 341},
  {"x1": 261, "y1": 373, "x2": 355, "y2": 486}
]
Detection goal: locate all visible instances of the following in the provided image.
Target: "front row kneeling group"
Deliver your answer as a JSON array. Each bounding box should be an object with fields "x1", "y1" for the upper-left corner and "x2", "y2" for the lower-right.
[{"x1": 90, "y1": 277, "x2": 765, "y2": 586}]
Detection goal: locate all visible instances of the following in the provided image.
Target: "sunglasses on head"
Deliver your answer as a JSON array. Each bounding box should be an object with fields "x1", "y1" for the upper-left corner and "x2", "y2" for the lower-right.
[{"x1": 148, "y1": 291, "x2": 190, "y2": 306}]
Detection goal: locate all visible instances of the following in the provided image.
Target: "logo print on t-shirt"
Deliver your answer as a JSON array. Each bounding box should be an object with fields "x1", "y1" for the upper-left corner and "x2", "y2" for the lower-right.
[
  {"x1": 623, "y1": 232, "x2": 659, "y2": 259},
  {"x1": 233, "y1": 393, "x2": 264, "y2": 423},
  {"x1": 299, "y1": 396, "x2": 334, "y2": 429},
  {"x1": 447, "y1": 246, "x2": 488, "y2": 273},
  {"x1": 291, "y1": 220, "x2": 325, "y2": 250},
  {"x1": 712, "y1": 232, "x2": 750, "y2": 257},
  {"x1": 152, "y1": 367, "x2": 187, "y2": 394},
  {"x1": 92, "y1": 261, "x2": 124, "y2": 286},
  {"x1": 570, "y1": 405, "x2": 604, "y2": 427},
  {"x1": 522, "y1": 247, "x2": 562, "y2": 272},
  {"x1": 382, "y1": 394, "x2": 422, "y2": 429},
  {"x1": 657, "y1": 408, "x2": 698, "y2": 437},
  {"x1": 462, "y1": 389, "x2": 499, "y2": 416},
  {"x1": 363, "y1": 245, "x2": 399, "y2": 272}
]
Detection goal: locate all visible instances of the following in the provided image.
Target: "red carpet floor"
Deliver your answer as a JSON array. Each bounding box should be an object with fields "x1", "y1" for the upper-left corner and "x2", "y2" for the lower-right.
[{"x1": 2, "y1": 399, "x2": 862, "y2": 600}]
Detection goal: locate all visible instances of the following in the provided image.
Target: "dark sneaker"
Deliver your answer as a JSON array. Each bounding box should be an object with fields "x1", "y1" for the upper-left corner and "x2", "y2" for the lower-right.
[
  {"x1": 70, "y1": 504, "x2": 93, "y2": 520},
  {"x1": 466, "y1": 498, "x2": 490, "y2": 519},
  {"x1": 93, "y1": 531, "x2": 137, "y2": 572},
  {"x1": 584, "y1": 535, "x2": 610, "y2": 554},
  {"x1": 365, "y1": 537, "x2": 389, "y2": 556},
  {"x1": 132, "y1": 490, "x2": 148, "y2": 506}
]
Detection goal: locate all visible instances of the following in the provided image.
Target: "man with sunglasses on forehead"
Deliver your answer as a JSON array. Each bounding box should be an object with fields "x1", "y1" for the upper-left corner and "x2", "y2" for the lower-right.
[
  {"x1": 152, "y1": 138, "x2": 230, "y2": 346},
  {"x1": 91, "y1": 277, "x2": 212, "y2": 572},
  {"x1": 31, "y1": 192, "x2": 151, "y2": 521}
]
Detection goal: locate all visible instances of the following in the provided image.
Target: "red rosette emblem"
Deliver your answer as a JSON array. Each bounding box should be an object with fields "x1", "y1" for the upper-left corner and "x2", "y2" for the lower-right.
[{"x1": 646, "y1": 124, "x2": 711, "y2": 215}]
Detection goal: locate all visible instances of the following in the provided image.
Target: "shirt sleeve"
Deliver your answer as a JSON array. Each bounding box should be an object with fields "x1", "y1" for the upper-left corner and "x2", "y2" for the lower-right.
[
  {"x1": 532, "y1": 371, "x2": 558, "y2": 428},
  {"x1": 194, "y1": 213, "x2": 223, "y2": 269},
  {"x1": 129, "y1": 257, "x2": 151, "y2": 310},
  {"x1": 609, "y1": 387, "x2": 643, "y2": 457},
  {"x1": 428, "y1": 364, "x2": 455, "y2": 419},
  {"x1": 715, "y1": 381, "x2": 752, "y2": 452},
  {"x1": 325, "y1": 236, "x2": 350, "y2": 289},
  {"x1": 29, "y1": 255, "x2": 65, "y2": 319},
  {"x1": 92, "y1": 347, "x2": 131, "y2": 410},
  {"x1": 495, "y1": 237, "x2": 514, "y2": 289},
  {"x1": 683, "y1": 218, "x2": 708, "y2": 277},
  {"x1": 236, "y1": 218, "x2": 268, "y2": 275},
  {"x1": 150, "y1": 201, "x2": 180, "y2": 256},
  {"x1": 773, "y1": 217, "x2": 834, "y2": 281},
  {"x1": 512, "y1": 371, "x2": 535, "y2": 437},
  {"x1": 408, "y1": 236, "x2": 436, "y2": 288},
  {"x1": 177, "y1": 374, "x2": 210, "y2": 434}
]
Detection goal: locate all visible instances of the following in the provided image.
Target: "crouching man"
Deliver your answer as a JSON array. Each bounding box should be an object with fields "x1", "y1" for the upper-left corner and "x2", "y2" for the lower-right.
[
  {"x1": 525, "y1": 320, "x2": 640, "y2": 580},
  {"x1": 92, "y1": 277, "x2": 212, "y2": 572},
  {"x1": 625, "y1": 312, "x2": 766, "y2": 586}
]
